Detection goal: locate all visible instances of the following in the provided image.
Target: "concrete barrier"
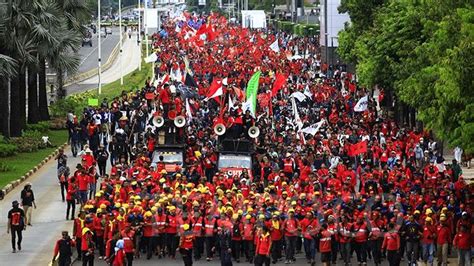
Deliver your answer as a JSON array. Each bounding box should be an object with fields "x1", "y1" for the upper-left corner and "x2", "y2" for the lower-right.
[{"x1": 0, "y1": 142, "x2": 68, "y2": 199}]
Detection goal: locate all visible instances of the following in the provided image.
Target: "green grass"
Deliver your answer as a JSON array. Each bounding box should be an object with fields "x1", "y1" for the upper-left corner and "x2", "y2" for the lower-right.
[
  {"x1": 0, "y1": 130, "x2": 68, "y2": 188},
  {"x1": 89, "y1": 58, "x2": 153, "y2": 100}
]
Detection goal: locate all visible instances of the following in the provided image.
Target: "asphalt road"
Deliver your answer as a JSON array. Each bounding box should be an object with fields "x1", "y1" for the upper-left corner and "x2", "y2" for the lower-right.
[
  {"x1": 0, "y1": 147, "x2": 81, "y2": 266},
  {"x1": 67, "y1": 26, "x2": 121, "y2": 77},
  {"x1": 71, "y1": 252, "x2": 458, "y2": 266}
]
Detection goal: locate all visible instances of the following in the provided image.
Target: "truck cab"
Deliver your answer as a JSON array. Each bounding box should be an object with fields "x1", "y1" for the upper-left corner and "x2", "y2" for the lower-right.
[
  {"x1": 151, "y1": 145, "x2": 185, "y2": 173},
  {"x1": 217, "y1": 139, "x2": 254, "y2": 179}
]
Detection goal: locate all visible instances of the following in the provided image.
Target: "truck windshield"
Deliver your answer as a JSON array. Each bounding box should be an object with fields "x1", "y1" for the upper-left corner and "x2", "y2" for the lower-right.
[
  {"x1": 152, "y1": 150, "x2": 183, "y2": 164},
  {"x1": 218, "y1": 154, "x2": 252, "y2": 169}
]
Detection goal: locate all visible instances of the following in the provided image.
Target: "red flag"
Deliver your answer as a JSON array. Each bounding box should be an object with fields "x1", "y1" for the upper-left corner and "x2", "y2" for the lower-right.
[
  {"x1": 348, "y1": 141, "x2": 368, "y2": 156},
  {"x1": 205, "y1": 78, "x2": 223, "y2": 100},
  {"x1": 271, "y1": 73, "x2": 288, "y2": 97},
  {"x1": 196, "y1": 24, "x2": 208, "y2": 36}
]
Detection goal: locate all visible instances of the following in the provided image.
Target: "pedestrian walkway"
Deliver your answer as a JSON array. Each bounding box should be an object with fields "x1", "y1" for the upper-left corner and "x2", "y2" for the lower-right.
[
  {"x1": 0, "y1": 146, "x2": 80, "y2": 265},
  {"x1": 80, "y1": 34, "x2": 141, "y2": 85}
]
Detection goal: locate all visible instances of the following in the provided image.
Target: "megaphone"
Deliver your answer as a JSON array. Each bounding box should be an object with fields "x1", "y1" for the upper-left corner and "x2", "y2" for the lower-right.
[
  {"x1": 214, "y1": 123, "x2": 226, "y2": 136},
  {"x1": 152, "y1": 116, "x2": 164, "y2": 128},
  {"x1": 174, "y1": 115, "x2": 186, "y2": 128},
  {"x1": 248, "y1": 126, "x2": 260, "y2": 138}
]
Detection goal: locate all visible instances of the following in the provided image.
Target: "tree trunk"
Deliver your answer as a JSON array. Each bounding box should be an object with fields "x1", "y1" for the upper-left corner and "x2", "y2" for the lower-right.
[
  {"x1": 27, "y1": 65, "x2": 40, "y2": 124},
  {"x1": 57, "y1": 67, "x2": 65, "y2": 99},
  {"x1": 0, "y1": 77, "x2": 9, "y2": 138},
  {"x1": 18, "y1": 68, "x2": 27, "y2": 131},
  {"x1": 10, "y1": 69, "x2": 23, "y2": 137},
  {"x1": 38, "y1": 58, "x2": 50, "y2": 121}
]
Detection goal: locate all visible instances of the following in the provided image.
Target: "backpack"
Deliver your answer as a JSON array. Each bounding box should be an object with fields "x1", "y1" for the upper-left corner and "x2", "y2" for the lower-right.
[{"x1": 11, "y1": 211, "x2": 24, "y2": 227}]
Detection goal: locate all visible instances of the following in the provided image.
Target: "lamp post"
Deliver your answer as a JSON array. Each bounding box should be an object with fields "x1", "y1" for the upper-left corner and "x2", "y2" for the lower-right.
[
  {"x1": 138, "y1": 0, "x2": 142, "y2": 70},
  {"x1": 98, "y1": 0, "x2": 102, "y2": 94},
  {"x1": 119, "y1": 0, "x2": 123, "y2": 85}
]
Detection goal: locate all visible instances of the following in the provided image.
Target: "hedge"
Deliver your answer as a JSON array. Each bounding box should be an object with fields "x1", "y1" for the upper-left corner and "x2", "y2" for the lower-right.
[{"x1": 0, "y1": 143, "x2": 18, "y2": 157}]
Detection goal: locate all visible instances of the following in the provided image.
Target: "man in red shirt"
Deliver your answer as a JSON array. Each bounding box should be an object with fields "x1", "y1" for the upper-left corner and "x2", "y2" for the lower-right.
[
  {"x1": 382, "y1": 223, "x2": 400, "y2": 266},
  {"x1": 178, "y1": 224, "x2": 194, "y2": 266},
  {"x1": 436, "y1": 215, "x2": 451, "y2": 266},
  {"x1": 453, "y1": 225, "x2": 471, "y2": 266},
  {"x1": 283, "y1": 209, "x2": 299, "y2": 263},
  {"x1": 421, "y1": 217, "x2": 436, "y2": 265},
  {"x1": 318, "y1": 224, "x2": 332, "y2": 266},
  {"x1": 77, "y1": 169, "x2": 90, "y2": 206}
]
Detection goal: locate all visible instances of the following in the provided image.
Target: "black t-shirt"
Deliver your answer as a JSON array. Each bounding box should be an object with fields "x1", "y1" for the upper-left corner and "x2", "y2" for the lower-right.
[
  {"x1": 8, "y1": 207, "x2": 25, "y2": 227},
  {"x1": 21, "y1": 189, "x2": 35, "y2": 206}
]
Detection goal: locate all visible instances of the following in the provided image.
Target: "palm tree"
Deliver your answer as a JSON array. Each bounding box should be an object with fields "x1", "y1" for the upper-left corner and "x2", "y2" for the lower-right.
[{"x1": 0, "y1": 0, "x2": 87, "y2": 136}]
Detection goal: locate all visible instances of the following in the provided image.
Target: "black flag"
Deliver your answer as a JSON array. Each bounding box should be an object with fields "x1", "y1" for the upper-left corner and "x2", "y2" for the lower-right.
[{"x1": 184, "y1": 72, "x2": 198, "y2": 88}]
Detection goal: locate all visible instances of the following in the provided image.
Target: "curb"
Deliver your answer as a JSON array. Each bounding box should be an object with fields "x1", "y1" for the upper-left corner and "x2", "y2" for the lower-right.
[
  {"x1": 0, "y1": 142, "x2": 69, "y2": 198},
  {"x1": 64, "y1": 31, "x2": 127, "y2": 89}
]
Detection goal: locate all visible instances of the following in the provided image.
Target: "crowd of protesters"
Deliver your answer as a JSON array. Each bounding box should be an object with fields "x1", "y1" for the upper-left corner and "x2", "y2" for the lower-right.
[{"x1": 55, "y1": 11, "x2": 473, "y2": 266}]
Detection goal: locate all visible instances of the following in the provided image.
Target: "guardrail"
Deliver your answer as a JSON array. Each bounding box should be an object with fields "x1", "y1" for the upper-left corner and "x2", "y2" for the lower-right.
[{"x1": 64, "y1": 31, "x2": 127, "y2": 88}]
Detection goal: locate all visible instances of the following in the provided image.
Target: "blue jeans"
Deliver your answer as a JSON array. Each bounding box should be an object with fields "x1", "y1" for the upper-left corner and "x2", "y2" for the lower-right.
[
  {"x1": 422, "y1": 243, "x2": 435, "y2": 265},
  {"x1": 458, "y1": 249, "x2": 472, "y2": 266},
  {"x1": 303, "y1": 238, "x2": 316, "y2": 260},
  {"x1": 78, "y1": 190, "x2": 87, "y2": 204}
]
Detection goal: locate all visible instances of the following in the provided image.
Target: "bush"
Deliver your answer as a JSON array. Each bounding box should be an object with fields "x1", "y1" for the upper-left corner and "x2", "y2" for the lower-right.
[
  {"x1": 0, "y1": 143, "x2": 18, "y2": 157},
  {"x1": 26, "y1": 121, "x2": 50, "y2": 133},
  {"x1": 11, "y1": 130, "x2": 47, "y2": 153},
  {"x1": 49, "y1": 117, "x2": 67, "y2": 130}
]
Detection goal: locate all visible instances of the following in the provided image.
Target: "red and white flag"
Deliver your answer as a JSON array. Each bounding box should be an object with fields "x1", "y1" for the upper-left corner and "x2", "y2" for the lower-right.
[{"x1": 204, "y1": 78, "x2": 223, "y2": 101}]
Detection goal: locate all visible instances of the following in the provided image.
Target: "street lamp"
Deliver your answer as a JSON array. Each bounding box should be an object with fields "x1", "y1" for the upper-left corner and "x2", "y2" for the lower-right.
[
  {"x1": 138, "y1": 0, "x2": 142, "y2": 71},
  {"x1": 98, "y1": 0, "x2": 102, "y2": 94},
  {"x1": 119, "y1": 0, "x2": 123, "y2": 85}
]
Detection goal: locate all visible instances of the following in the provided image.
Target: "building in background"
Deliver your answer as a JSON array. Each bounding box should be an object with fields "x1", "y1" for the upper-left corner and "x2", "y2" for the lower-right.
[{"x1": 319, "y1": 0, "x2": 350, "y2": 65}]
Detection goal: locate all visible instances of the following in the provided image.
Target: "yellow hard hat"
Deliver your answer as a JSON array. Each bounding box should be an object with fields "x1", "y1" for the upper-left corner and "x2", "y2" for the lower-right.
[
  {"x1": 159, "y1": 178, "x2": 166, "y2": 183},
  {"x1": 425, "y1": 217, "x2": 432, "y2": 223},
  {"x1": 169, "y1": 206, "x2": 176, "y2": 211},
  {"x1": 115, "y1": 203, "x2": 121, "y2": 208},
  {"x1": 183, "y1": 224, "x2": 190, "y2": 231},
  {"x1": 291, "y1": 201, "x2": 297, "y2": 206},
  {"x1": 232, "y1": 214, "x2": 239, "y2": 220},
  {"x1": 100, "y1": 204, "x2": 107, "y2": 209},
  {"x1": 161, "y1": 170, "x2": 167, "y2": 174},
  {"x1": 151, "y1": 206, "x2": 158, "y2": 212},
  {"x1": 245, "y1": 214, "x2": 252, "y2": 220},
  {"x1": 145, "y1": 211, "x2": 153, "y2": 217},
  {"x1": 414, "y1": 210, "x2": 421, "y2": 215},
  {"x1": 258, "y1": 214, "x2": 265, "y2": 220},
  {"x1": 440, "y1": 216, "x2": 447, "y2": 221},
  {"x1": 193, "y1": 201, "x2": 199, "y2": 207},
  {"x1": 82, "y1": 227, "x2": 92, "y2": 235},
  {"x1": 425, "y1": 208, "x2": 433, "y2": 215},
  {"x1": 288, "y1": 208, "x2": 295, "y2": 213}
]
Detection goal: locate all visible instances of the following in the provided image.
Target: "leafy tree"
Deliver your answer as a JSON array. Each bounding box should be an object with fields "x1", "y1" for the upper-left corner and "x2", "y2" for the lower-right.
[{"x1": 338, "y1": 0, "x2": 474, "y2": 152}]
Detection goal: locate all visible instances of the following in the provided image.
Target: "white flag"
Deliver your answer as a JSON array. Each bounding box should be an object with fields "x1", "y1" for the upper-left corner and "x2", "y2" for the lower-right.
[
  {"x1": 144, "y1": 53, "x2": 158, "y2": 63},
  {"x1": 228, "y1": 96, "x2": 234, "y2": 111},
  {"x1": 269, "y1": 39, "x2": 280, "y2": 53},
  {"x1": 291, "y1": 97, "x2": 303, "y2": 130},
  {"x1": 290, "y1": 91, "x2": 307, "y2": 102},
  {"x1": 354, "y1": 95, "x2": 369, "y2": 112},
  {"x1": 185, "y1": 99, "x2": 193, "y2": 120},
  {"x1": 300, "y1": 120, "x2": 325, "y2": 136}
]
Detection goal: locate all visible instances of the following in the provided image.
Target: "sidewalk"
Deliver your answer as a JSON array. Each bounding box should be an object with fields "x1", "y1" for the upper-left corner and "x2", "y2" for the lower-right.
[{"x1": 0, "y1": 147, "x2": 80, "y2": 265}]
